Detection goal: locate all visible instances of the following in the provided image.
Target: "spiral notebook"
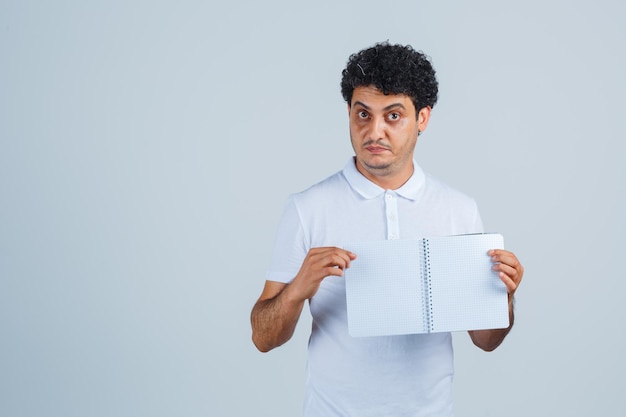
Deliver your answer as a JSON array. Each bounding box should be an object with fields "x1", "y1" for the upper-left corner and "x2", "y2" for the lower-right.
[{"x1": 344, "y1": 233, "x2": 509, "y2": 337}]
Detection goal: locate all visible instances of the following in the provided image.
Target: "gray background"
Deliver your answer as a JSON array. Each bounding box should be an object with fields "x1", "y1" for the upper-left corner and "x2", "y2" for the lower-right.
[{"x1": 1, "y1": 0, "x2": 624, "y2": 416}]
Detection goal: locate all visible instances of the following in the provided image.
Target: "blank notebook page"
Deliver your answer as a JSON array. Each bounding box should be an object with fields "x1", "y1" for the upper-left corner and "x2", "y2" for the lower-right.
[
  {"x1": 344, "y1": 239, "x2": 426, "y2": 337},
  {"x1": 426, "y1": 234, "x2": 509, "y2": 332}
]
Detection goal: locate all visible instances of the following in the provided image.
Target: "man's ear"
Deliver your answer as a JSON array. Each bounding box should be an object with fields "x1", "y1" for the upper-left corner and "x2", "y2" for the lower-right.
[
  {"x1": 417, "y1": 106, "x2": 431, "y2": 133},
  {"x1": 347, "y1": 103, "x2": 351, "y2": 114}
]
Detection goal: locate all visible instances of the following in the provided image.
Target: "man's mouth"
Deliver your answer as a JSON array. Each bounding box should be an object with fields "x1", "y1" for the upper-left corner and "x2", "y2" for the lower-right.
[{"x1": 365, "y1": 145, "x2": 390, "y2": 153}]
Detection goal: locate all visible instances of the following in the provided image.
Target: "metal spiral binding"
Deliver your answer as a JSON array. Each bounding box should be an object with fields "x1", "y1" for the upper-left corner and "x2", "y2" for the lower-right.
[{"x1": 422, "y1": 238, "x2": 433, "y2": 332}]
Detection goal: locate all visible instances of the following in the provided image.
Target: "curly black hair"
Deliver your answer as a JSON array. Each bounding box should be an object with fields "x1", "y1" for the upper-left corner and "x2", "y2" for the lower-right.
[{"x1": 340, "y1": 42, "x2": 439, "y2": 114}]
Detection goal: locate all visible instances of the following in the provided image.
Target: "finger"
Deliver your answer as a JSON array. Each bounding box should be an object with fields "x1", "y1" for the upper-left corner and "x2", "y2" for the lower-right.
[
  {"x1": 323, "y1": 265, "x2": 346, "y2": 278},
  {"x1": 492, "y1": 264, "x2": 522, "y2": 296},
  {"x1": 489, "y1": 249, "x2": 521, "y2": 269},
  {"x1": 492, "y1": 262, "x2": 517, "y2": 280},
  {"x1": 491, "y1": 250, "x2": 522, "y2": 270},
  {"x1": 319, "y1": 248, "x2": 357, "y2": 269},
  {"x1": 489, "y1": 250, "x2": 524, "y2": 295},
  {"x1": 328, "y1": 253, "x2": 351, "y2": 271},
  {"x1": 493, "y1": 256, "x2": 522, "y2": 283},
  {"x1": 496, "y1": 269, "x2": 517, "y2": 292},
  {"x1": 497, "y1": 271, "x2": 518, "y2": 294},
  {"x1": 308, "y1": 251, "x2": 354, "y2": 276},
  {"x1": 304, "y1": 248, "x2": 358, "y2": 280},
  {"x1": 318, "y1": 256, "x2": 354, "y2": 278}
]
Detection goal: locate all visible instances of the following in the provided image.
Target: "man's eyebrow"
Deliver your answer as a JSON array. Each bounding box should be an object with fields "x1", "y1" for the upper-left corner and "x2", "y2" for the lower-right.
[
  {"x1": 352, "y1": 101, "x2": 407, "y2": 111},
  {"x1": 383, "y1": 103, "x2": 406, "y2": 111},
  {"x1": 352, "y1": 101, "x2": 371, "y2": 110}
]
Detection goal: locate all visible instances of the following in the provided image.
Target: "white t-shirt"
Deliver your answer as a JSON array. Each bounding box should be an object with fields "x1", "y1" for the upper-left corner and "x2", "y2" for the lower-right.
[{"x1": 266, "y1": 158, "x2": 483, "y2": 417}]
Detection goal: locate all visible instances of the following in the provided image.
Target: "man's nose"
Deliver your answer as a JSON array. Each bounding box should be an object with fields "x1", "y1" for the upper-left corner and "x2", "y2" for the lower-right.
[{"x1": 369, "y1": 116, "x2": 385, "y2": 140}]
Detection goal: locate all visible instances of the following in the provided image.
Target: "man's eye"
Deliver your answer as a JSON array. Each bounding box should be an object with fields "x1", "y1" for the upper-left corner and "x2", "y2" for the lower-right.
[
  {"x1": 358, "y1": 111, "x2": 369, "y2": 119},
  {"x1": 388, "y1": 113, "x2": 400, "y2": 121}
]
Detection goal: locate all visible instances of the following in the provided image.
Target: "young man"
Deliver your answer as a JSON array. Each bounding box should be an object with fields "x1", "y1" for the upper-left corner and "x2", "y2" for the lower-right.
[{"x1": 251, "y1": 42, "x2": 524, "y2": 416}]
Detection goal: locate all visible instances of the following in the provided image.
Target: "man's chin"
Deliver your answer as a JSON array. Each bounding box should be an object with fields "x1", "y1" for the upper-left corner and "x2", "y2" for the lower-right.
[{"x1": 362, "y1": 160, "x2": 392, "y2": 173}]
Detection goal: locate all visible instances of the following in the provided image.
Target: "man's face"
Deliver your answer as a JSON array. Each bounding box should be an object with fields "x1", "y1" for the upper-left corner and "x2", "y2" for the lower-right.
[{"x1": 348, "y1": 85, "x2": 430, "y2": 188}]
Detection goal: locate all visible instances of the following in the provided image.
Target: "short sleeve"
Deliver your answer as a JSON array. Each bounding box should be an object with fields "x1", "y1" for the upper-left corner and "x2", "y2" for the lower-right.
[
  {"x1": 473, "y1": 200, "x2": 484, "y2": 233},
  {"x1": 265, "y1": 194, "x2": 309, "y2": 283}
]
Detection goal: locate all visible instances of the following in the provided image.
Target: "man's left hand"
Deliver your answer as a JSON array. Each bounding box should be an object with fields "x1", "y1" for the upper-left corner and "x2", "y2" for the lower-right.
[{"x1": 488, "y1": 249, "x2": 524, "y2": 300}]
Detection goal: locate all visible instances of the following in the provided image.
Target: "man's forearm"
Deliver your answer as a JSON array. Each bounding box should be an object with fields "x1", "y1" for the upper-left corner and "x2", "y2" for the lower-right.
[
  {"x1": 469, "y1": 299, "x2": 515, "y2": 351},
  {"x1": 251, "y1": 285, "x2": 305, "y2": 353}
]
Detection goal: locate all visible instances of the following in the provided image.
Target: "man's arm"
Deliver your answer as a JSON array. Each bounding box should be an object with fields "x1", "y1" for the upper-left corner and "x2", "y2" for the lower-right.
[
  {"x1": 251, "y1": 247, "x2": 356, "y2": 352},
  {"x1": 251, "y1": 281, "x2": 304, "y2": 352},
  {"x1": 468, "y1": 249, "x2": 524, "y2": 351}
]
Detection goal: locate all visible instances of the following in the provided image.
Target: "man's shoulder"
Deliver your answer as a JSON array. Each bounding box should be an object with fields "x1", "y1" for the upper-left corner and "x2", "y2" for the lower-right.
[
  {"x1": 423, "y1": 172, "x2": 477, "y2": 205},
  {"x1": 294, "y1": 169, "x2": 347, "y2": 199}
]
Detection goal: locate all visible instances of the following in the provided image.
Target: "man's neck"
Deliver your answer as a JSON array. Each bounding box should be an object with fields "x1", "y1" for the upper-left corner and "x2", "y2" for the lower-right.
[{"x1": 354, "y1": 158, "x2": 414, "y2": 190}]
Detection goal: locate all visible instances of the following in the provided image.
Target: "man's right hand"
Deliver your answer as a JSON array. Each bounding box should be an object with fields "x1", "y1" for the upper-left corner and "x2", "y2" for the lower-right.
[
  {"x1": 251, "y1": 247, "x2": 356, "y2": 352},
  {"x1": 289, "y1": 247, "x2": 357, "y2": 301}
]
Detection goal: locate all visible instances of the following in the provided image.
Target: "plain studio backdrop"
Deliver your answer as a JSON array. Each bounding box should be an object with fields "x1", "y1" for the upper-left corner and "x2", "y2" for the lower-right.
[{"x1": 1, "y1": 1, "x2": 624, "y2": 416}]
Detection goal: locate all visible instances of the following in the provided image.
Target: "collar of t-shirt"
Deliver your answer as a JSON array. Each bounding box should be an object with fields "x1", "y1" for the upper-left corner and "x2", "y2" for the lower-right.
[{"x1": 341, "y1": 157, "x2": 426, "y2": 201}]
